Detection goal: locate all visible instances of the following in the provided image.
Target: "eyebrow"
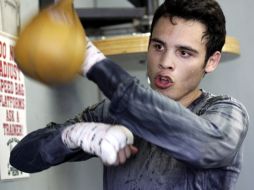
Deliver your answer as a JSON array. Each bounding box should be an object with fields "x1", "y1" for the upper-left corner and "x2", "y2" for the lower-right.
[
  {"x1": 176, "y1": 45, "x2": 199, "y2": 55},
  {"x1": 150, "y1": 38, "x2": 166, "y2": 46},
  {"x1": 150, "y1": 37, "x2": 199, "y2": 54}
]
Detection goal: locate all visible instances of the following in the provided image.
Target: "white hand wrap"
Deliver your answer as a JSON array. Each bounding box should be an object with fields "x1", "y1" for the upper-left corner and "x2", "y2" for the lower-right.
[
  {"x1": 61, "y1": 122, "x2": 133, "y2": 165},
  {"x1": 81, "y1": 39, "x2": 106, "y2": 75}
]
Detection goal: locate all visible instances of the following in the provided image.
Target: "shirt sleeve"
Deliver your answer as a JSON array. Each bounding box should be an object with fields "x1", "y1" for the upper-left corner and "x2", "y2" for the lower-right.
[
  {"x1": 9, "y1": 100, "x2": 113, "y2": 173},
  {"x1": 87, "y1": 59, "x2": 249, "y2": 168}
]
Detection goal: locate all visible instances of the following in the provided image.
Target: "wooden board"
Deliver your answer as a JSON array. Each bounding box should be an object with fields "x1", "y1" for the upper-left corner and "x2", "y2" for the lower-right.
[{"x1": 93, "y1": 33, "x2": 240, "y2": 56}]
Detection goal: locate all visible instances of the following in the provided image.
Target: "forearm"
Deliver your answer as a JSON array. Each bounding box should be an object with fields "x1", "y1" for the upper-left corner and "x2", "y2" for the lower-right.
[
  {"x1": 87, "y1": 59, "x2": 248, "y2": 168},
  {"x1": 10, "y1": 123, "x2": 93, "y2": 173},
  {"x1": 10, "y1": 99, "x2": 116, "y2": 173}
]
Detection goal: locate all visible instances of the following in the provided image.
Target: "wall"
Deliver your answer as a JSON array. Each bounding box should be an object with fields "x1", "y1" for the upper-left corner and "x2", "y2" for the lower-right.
[{"x1": 0, "y1": 0, "x2": 254, "y2": 190}]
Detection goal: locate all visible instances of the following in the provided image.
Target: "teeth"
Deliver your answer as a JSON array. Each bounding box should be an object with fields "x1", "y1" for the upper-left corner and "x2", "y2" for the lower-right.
[{"x1": 160, "y1": 76, "x2": 169, "y2": 81}]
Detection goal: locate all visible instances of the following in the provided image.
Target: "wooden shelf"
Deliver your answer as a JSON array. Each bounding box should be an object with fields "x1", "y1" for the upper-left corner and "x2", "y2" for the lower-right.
[
  {"x1": 93, "y1": 33, "x2": 150, "y2": 55},
  {"x1": 222, "y1": 36, "x2": 240, "y2": 55},
  {"x1": 93, "y1": 33, "x2": 240, "y2": 56}
]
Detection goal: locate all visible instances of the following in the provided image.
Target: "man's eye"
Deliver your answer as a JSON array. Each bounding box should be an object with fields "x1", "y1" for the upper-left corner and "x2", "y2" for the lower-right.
[
  {"x1": 180, "y1": 50, "x2": 191, "y2": 58},
  {"x1": 153, "y1": 44, "x2": 164, "y2": 51}
]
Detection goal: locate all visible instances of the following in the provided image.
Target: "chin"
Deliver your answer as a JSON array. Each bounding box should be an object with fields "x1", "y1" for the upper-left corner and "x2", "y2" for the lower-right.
[
  {"x1": 151, "y1": 84, "x2": 174, "y2": 98},
  {"x1": 160, "y1": 89, "x2": 178, "y2": 100},
  {"x1": 154, "y1": 88, "x2": 169, "y2": 96}
]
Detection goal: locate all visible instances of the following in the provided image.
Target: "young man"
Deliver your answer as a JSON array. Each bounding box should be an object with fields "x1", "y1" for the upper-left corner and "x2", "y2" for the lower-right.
[{"x1": 10, "y1": 0, "x2": 249, "y2": 189}]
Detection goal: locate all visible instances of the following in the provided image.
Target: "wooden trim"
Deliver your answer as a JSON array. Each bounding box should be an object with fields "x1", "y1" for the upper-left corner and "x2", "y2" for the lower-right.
[
  {"x1": 93, "y1": 33, "x2": 150, "y2": 55},
  {"x1": 93, "y1": 33, "x2": 240, "y2": 56},
  {"x1": 222, "y1": 36, "x2": 240, "y2": 55}
]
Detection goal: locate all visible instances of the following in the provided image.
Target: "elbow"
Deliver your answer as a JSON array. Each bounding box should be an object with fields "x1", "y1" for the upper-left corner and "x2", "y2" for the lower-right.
[
  {"x1": 185, "y1": 146, "x2": 239, "y2": 169},
  {"x1": 9, "y1": 148, "x2": 32, "y2": 173},
  {"x1": 189, "y1": 130, "x2": 246, "y2": 169},
  {"x1": 9, "y1": 145, "x2": 47, "y2": 173},
  {"x1": 189, "y1": 155, "x2": 229, "y2": 169}
]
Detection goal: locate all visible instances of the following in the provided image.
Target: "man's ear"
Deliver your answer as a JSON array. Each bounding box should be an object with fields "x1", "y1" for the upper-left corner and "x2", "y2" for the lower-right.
[{"x1": 205, "y1": 51, "x2": 221, "y2": 73}]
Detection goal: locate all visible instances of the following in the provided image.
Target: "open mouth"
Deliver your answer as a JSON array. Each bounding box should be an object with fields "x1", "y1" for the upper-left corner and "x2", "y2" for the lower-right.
[{"x1": 154, "y1": 75, "x2": 174, "y2": 89}]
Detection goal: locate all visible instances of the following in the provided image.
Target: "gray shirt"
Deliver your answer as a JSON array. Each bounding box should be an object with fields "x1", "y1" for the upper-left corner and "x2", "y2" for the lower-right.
[{"x1": 10, "y1": 59, "x2": 249, "y2": 190}]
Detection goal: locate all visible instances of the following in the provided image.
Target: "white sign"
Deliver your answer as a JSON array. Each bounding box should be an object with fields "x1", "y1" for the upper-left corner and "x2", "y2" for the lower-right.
[{"x1": 0, "y1": 31, "x2": 29, "y2": 180}]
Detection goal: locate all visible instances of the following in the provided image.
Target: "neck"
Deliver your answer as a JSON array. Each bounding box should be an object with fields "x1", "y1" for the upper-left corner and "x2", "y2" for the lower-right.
[{"x1": 180, "y1": 89, "x2": 202, "y2": 107}]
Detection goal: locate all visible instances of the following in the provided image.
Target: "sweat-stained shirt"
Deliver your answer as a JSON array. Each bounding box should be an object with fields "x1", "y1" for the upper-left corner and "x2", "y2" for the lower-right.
[{"x1": 10, "y1": 59, "x2": 249, "y2": 190}]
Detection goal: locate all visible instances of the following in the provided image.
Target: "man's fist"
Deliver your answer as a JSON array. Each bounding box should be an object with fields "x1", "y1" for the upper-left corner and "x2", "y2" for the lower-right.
[
  {"x1": 61, "y1": 122, "x2": 137, "y2": 165},
  {"x1": 81, "y1": 39, "x2": 106, "y2": 76}
]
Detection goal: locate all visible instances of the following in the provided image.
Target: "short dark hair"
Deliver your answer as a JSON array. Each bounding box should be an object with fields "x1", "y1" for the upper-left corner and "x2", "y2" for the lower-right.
[{"x1": 150, "y1": 0, "x2": 226, "y2": 63}]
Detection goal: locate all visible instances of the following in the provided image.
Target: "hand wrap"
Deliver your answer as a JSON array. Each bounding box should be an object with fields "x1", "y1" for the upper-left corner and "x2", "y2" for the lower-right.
[
  {"x1": 62, "y1": 122, "x2": 133, "y2": 165},
  {"x1": 81, "y1": 39, "x2": 106, "y2": 75}
]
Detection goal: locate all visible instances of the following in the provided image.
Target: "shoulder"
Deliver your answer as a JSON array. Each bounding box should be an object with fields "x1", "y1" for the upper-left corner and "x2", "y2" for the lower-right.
[
  {"x1": 198, "y1": 90, "x2": 249, "y2": 123},
  {"x1": 195, "y1": 91, "x2": 250, "y2": 142},
  {"x1": 203, "y1": 91, "x2": 247, "y2": 111}
]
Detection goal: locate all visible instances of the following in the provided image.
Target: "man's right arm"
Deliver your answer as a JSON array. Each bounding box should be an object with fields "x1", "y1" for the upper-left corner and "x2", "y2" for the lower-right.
[{"x1": 9, "y1": 100, "x2": 114, "y2": 173}]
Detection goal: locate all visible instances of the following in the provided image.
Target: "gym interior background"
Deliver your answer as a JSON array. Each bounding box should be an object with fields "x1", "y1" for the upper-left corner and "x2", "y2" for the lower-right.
[{"x1": 0, "y1": 0, "x2": 253, "y2": 189}]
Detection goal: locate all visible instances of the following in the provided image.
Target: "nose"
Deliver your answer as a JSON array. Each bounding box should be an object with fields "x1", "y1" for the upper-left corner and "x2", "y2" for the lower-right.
[{"x1": 159, "y1": 53, "x2": 175, "y2": 70}]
